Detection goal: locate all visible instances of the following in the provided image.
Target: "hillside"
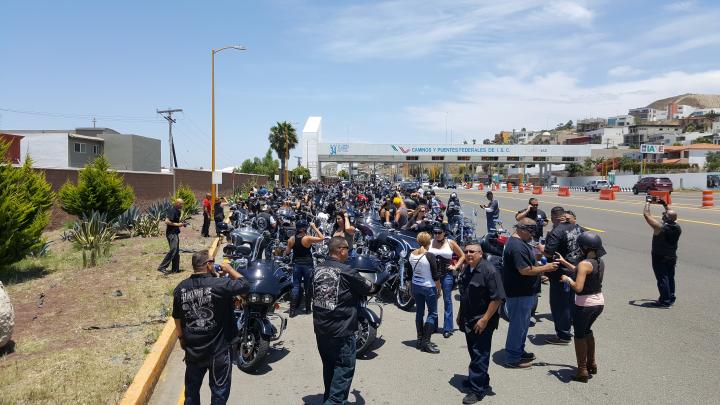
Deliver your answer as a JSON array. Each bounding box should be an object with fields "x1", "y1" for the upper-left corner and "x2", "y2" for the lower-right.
[{"x1": 647, "y1": 93, "x2": 720, "y2": 110}]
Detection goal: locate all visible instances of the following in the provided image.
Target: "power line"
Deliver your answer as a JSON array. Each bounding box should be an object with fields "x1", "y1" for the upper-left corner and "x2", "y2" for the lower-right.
[{"x1": 0, "y1": 107, "x2": 163, "y2": 123}]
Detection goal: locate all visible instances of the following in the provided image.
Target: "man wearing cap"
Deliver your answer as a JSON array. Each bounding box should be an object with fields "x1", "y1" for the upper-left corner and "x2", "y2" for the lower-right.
[
  {"x1": 173, "y1": 249, "x2": 249, "y2": 404},
  {"x1": 456, "y1": 240, "x2": 504, "y2": 404},
  {"x1": 478, "y1": 191, "x2": 500, "y2": 234},
  {"x1": 503, "y1": 218, "x2": 558, "y2": 368}
]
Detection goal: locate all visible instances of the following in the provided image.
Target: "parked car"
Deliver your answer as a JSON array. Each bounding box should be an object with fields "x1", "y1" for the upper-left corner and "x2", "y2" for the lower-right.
[
  {"x1": 399, "y1": 181, "x2": 419, "y2": 193},
  {"x1": 584, "y1": 180, "x2": 611, "y2": 192},
  {"x1": 444, "y1": 180, "x2": 457, "y2": 189},
  {"x1": 632, "y1": 177, "x2": 673, "y2": 194}
]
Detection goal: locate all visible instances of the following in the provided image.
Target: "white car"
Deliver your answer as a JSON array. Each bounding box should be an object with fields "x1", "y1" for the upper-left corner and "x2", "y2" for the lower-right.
[{"x1": 584, "y1": 180, "x2": 611, "y2": 192}]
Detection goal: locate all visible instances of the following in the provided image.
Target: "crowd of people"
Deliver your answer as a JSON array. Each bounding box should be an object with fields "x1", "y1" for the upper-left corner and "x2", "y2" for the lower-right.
[{"x1": 165, "y1": 181, "x2": 682, "y2": 405}]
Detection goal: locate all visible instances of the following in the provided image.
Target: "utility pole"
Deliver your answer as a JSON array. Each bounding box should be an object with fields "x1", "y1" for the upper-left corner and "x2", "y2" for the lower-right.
[
  {"x1": 157, "y1": 108, "x2": 183, "y2": 195},
  {"x1": 294, "y1": 155, "x2": 302, "y2": 167}
]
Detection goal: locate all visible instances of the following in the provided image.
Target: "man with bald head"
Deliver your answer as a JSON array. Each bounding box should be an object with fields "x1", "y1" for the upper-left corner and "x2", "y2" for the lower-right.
[
  {"x1": 643, "y1": 198, "x2": 681, "y2": 307},
  {"x1": 158, "y1": 198, "x2": 185, "y2": 274}
]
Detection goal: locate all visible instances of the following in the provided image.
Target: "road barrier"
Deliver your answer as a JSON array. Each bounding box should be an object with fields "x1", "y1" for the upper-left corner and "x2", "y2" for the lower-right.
[
  {"x1": 478, "y1": 183, "x2": 484, "y2": 190},
  {"x1": 702, "y1": 190, "x2": 714, "y2": 208},
  {"x1": 507, "y1": 183, "x2": 513, "y2": 192},
  {"x1": 649, "y1": 190, "x2": 672, "y2": 205},
  {"x1": 532, "y1": 186, "x2": 542, "y2": 195},
  {"x1": 611, "y1": 185, "x2": 621, "y2": 192},
  {"x1": 558, "y1": 186, "x2": 571, "y2": 197},
  {"x1": 599, "y1": 189, "x2": 616, "y2": 200},
  {"x1": 518, "y1": 185, "x2": 524, "y2": 193}
]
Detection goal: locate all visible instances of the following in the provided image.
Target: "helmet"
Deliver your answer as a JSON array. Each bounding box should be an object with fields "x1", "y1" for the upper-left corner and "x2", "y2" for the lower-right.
[
  {"x1": 295, "y1": 219, "x2": 309, "y2": 231},
  {"x1": 393, "y1": 197, "x2": 402, "y2": 205},
  {"x1": 577, "y1": 232, "x2": 606, "y2": 257},
  {"x1": 357, "y1": 194, "x2": 368, "y2": 202},
  {"x1": 423, "y1": 190, "x2": 432, "y2": 198},
  {"x1": 450, "y1": 192, "x2": 457, "y2": 199},
  {"x1": 430, "y1": 190, "x2": 436, "y2": 196}
]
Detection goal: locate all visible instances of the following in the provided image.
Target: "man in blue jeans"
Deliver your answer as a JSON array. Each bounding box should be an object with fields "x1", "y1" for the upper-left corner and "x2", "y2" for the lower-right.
[
  {"x1": 502, "y1": 219, "x2": 558, "y2": 368},
  {"x1": 312, "y1": 237, "x2": 387, "y2": 404},
  {"x1": 478, "y1": 191, "x2": 500, "y2": 234},
  {"x1": 173, "y1": 250, "x2": 249, "y2": 405}
]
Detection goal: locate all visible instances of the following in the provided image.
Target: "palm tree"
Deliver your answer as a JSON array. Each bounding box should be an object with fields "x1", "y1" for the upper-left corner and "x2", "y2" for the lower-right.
[{"x1": 268, "y1": 121, "x2": 298, "y2": 186}]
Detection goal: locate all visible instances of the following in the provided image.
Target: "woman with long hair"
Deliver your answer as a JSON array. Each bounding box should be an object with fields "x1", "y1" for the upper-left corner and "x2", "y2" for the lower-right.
[
  {"x1": 556, "y1": 232, "x2": 606, "y2": 383},
  {"x1": 429, "y1": 223, "x2": 466, "y2": 338},
  {"x1": 410, "y1": 232, "x2": 441, "y2": 353},
  {"x1": 332, "y1": 210, "x2": 356, "y2": 254}
]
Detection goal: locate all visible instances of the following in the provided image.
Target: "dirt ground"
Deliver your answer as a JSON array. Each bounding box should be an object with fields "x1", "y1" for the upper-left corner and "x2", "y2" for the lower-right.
[{"x1": 0, "y1": 219, "x2": 215, "y2": 404}]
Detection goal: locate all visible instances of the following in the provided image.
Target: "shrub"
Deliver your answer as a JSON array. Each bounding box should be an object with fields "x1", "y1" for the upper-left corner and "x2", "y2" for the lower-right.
[
  {"x1": 133, "y1": 214, "x2": 161, "y2": 238},
  {"x1": 114, "y1": 206, "x2": 141, "y2": 233},
  {"x1": 174, "y1": 185, "x2": 199, "y2": 216},
  {"x1": 0, "y1": 141, "x2": 55, "y2": 268},
  {"x1": 58, "y1": 156, "x2": 135, "y2": 220},
  {"x1": 146, "y1": 200, "x2": 172, "y2": 221},
  {"x1": 66, "y1": 211, "x2": 116, "y2": 267}
]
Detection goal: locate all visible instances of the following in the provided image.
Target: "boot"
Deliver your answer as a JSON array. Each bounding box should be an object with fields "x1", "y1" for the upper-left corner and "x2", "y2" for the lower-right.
[
  {"x1": 415, "y1": 321, "x2": 423, "y2": 349},
  {"x1": 587, "y1": 333, "x2": 597, "y2": 375},
  {"x1": 572, "y1": 338, "x2": 589, "y2": 383},
  {"x1": 420, "y1": 323, "x2": 440, "y2": 354},
  {"x1": 289, "y1": 296, "x2": 299, "y2": 318},
  {"x1": 304, "y1": 295, "x2": 313, "y2": 314}
]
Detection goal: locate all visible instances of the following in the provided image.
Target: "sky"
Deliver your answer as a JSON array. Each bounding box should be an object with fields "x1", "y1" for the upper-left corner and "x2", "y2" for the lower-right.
[{"x1": 2, "y1": 0, "x2": 720, "y2": 170}]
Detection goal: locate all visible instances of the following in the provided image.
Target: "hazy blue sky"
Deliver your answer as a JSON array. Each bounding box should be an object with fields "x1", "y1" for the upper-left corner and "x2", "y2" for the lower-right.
[{"x1": 2, "y1": 0, "x2": 720, "y2": 169}]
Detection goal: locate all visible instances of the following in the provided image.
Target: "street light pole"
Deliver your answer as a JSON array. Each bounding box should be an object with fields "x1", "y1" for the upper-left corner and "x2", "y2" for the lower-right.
[{"x1": 210, "y1": 45, "x2": 245, "y2": 218}]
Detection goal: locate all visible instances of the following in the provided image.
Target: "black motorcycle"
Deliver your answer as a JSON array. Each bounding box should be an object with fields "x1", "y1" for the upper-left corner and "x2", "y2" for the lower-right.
[
  {"x1": 347, "y1": 254, "x2": 385, "y2": 357},
  {"x1": 226, "y1": 241, "x2": 292, "y2": 373}
]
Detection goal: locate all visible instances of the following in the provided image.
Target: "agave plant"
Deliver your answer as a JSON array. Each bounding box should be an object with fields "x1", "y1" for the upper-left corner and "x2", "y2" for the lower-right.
[
  {"x1": 27, "y1": 241, "x2": 51, "y2": 258},
  {"x1": 133, "y1": 214, "x2": 161, "y2": 238},
  {"x1": 114, "y1": 206, "x2": 141, "y2": 233},
  {"x1": 66, "y1": 211, "x2": 116, "y2": 267},
  {"x1": 146, "y1": 200, "x2": 172, "y2": 221}
]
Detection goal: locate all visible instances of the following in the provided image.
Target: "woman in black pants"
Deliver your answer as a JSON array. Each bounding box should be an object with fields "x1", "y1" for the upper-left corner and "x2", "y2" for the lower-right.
[{"x1": 557, "y1": 232, "x2": 606, "y2": 383}]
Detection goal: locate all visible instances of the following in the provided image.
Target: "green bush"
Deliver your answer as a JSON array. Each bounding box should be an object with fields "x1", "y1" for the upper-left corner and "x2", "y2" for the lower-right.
[
  {"x1": 58, "y1": 156, "x2": 135, "y2": 220},
  {"x1": 66, "y1": 211, "x2": 116, "y2": 268},
  {"x1": 0, "y1": 141, "x2": 55, "y2": 268},
  {"x1": 133, "y1": 214, "x2": 161, "y2": 238},
  {"x1": 173, "y1": 184, "x2": 199, "y2": 217}
]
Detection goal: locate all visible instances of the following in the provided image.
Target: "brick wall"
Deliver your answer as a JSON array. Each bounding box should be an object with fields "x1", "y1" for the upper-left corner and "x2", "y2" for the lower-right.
[{"x1": 35, "y1": 167, "x2": 267, "y2": 229}]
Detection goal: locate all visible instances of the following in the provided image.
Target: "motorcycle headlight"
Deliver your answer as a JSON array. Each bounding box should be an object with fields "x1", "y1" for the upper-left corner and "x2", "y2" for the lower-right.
[
  {"x1": 262, "y1": 294, "x2": 273, "y2": 304},
  {"x1": 249, "y1": 293, "x2": 260, "y2": 303}
]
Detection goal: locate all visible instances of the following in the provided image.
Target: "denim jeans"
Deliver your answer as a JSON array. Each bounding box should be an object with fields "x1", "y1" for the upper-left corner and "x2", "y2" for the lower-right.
[
  {"x1": 184, "y1": 348, "x2": 232, "y2": 405},
  {"x1": 504, "y1": 295, "x2": 535, "y2": 363},
  {"x1": 292, "y1": 263, "x2": 314, "y2": 302},
  {"x1": 652, "y1": 254, "x2": 677, "y2": 305},
  {"x1": 158, "y1": 233, "x2": 180, "y2": 272},
  {"x1": 440, "y1": 273, "x2": 455, "y2": 333},
  {"x1": 549, "y1": 280, "x2": 574, "y2": 340},
  {"x1": 413, "y1": 284, "x2": 438, "y2": 327},
  {"x1": 201, "y1": 212, "x2": 211, "y2": 237},
  {"x1": 316, "y1": 334, "x2": 357, "y2": 405},
  {"x1": 465, "y1": 326, "x2": 494, "y2": 396},
  {"x1": 486, "y1": 214, "x2": 498, "y2": 234}
]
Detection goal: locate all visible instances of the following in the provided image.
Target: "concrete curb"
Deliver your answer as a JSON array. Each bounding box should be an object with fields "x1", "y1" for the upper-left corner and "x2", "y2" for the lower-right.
[{"x1": 119, "y1": 235, "x2": 222, "y2": 405}]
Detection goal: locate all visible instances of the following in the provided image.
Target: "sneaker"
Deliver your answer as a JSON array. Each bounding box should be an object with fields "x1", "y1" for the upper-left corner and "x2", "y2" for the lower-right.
[
  {"x1": 156, "y1": 268, "x2": 168, "y2": 275},
  {"x1": 649, "y1": 301, "x2": 671, "y2": 308},
  {"x1": 521, "y1": 351, "x2": 536, "y2": 361},
  {"x1": 443, "y1": 331, "x2": 453, "y2": 338},
  {"x1": 462, "y1": 392, "x2": 484, "y2": 404},
  {"x1": 503, "y1": 360, "x2": 532, "y2": 369},
  {"x1": 545, "y1": 336, "x2": 571, "y2": 345}
]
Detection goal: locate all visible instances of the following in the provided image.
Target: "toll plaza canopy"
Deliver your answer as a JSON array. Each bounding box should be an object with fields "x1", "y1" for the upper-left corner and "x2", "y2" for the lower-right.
[{"x1": 318, "y1": 143, "x2": 591, "y2": 164}]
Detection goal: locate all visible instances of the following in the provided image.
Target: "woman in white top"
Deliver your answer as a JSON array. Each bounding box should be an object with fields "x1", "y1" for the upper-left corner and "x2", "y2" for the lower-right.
[
  {"x1": 410, "y1": 231, "x2": 441, "y2": 354},
  {"x1": 429, "y1": 223, "x2": 466, "y2": 338}
]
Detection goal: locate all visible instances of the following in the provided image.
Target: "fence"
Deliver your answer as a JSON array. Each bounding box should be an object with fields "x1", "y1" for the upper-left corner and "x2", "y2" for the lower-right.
[{"x1": 36, "y1": 167, "x2": 267, "y2": 229}]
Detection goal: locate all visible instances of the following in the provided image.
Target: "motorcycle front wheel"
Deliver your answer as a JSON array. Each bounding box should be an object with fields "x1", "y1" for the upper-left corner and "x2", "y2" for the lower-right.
[
  {"x1": 395, "y1": 278, "x2": 415, "y2": 311},
  {"x1": 355, "y1": 318, "x2": 377, "y2": 357},
  {"x1": 235, "y1": 325, "x2": 270, "y2": 373}
]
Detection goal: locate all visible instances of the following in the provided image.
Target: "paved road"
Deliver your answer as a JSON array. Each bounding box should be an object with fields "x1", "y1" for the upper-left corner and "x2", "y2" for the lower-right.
[{"x1": 151, "y1": 189, "x2": 720, "y2": 405}]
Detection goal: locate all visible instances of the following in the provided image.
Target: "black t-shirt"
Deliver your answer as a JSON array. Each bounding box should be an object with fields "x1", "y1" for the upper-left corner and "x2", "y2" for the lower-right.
[
  {"x1": 172, "y1": 274, "x2": 250, "y2": 364},
  {"x1": 517, "y1": 208, "x2": 547, "y2": 240},
  {"x1": 652, "y1": 223, "x2": 682, "y2": 257},
  {"x1": 312, "y1": 259, "x2": 374, "y2": 337},
  {"x1": 458, "y1": 260, "x2": 506, "y2": 332},
  {"x1": 544, "y1": 222, "x2": 585, "y2": 281},
  {"x1": 502, "y1": 236, "x2": 538, "y2": 297},
  {"x1": 166, "y1": 206, "x2": 181, "y2": 235}
]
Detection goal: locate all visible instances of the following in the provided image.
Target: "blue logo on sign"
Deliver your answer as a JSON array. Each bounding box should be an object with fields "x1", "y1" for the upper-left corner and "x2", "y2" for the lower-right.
[{"x1": 330, "y1": 145, "x2": 337, "y2": 156}]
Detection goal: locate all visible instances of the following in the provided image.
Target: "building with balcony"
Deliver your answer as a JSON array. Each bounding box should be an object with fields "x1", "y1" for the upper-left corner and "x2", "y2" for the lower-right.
[{"x1": 623, "y1": 124, "x2": 682, "y2": 147}]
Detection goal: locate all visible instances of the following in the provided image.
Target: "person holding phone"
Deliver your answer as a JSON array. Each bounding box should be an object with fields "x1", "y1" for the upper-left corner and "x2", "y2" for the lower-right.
[
  {"x1": 643, "y1": 197, "x2": 681, "y2": 307},
  {"x1": 457, "y1": 241, "x2": 504, "y2": 404}
]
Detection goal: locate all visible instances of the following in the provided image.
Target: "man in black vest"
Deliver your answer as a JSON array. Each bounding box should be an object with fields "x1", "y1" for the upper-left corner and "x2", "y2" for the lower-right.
[
  {"x1": 643, "y1": 199, "x2": 681, "y2": 307},
  {"x1": 158, "y1": 198, "x2": 184, "y2": 274}
]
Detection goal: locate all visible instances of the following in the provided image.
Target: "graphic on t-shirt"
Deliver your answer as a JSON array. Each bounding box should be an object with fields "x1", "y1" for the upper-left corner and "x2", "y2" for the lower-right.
[
  {"x1": 566, "y1": 227, "x2": 584, "y2": 263},
  {"x1": 313, "y1": 266, "x2": 340, "y2": 310},
  {"x1": 255, "y1": 216, "x2": 269, "y2": 231},
  {"x1": 180, "y1": 287, "x2": 217, "y2": 332}
]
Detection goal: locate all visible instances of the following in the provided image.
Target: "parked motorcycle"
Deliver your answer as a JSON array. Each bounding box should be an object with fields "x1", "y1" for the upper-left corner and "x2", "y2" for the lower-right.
[{"x1": 347, "y1": 254, "x2": 385, "y2": 357}]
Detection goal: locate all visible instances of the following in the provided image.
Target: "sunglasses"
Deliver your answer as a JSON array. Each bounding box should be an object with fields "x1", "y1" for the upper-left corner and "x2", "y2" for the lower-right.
[
  {"x1": 464, "y1": 249, "x2": 480, "y2": 254},
  {"x1": 339, "y1": 246, "x2": 349, "y2": 250},
  {"x1": 531, "y1": 204, "x2": 539, "y2": 207}
]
